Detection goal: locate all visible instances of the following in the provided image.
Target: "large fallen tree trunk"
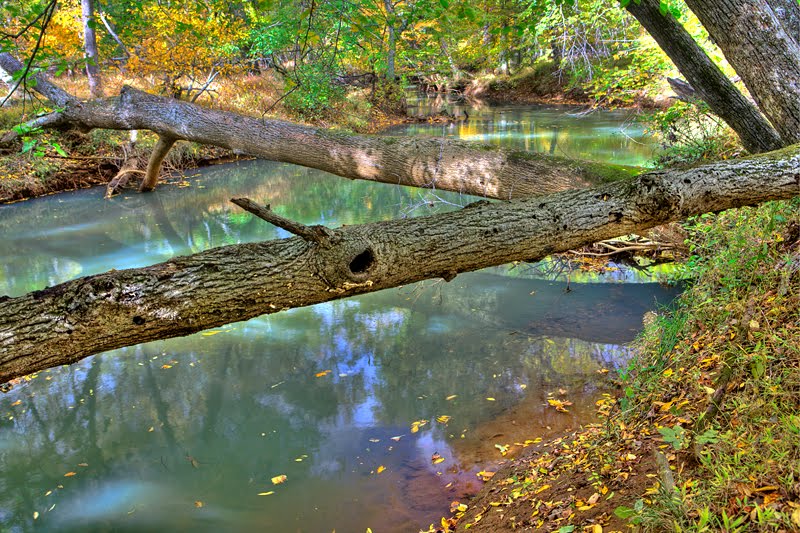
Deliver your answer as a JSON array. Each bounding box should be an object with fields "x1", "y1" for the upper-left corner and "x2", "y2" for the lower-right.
[
  {"x1": 2, "y1": 145, "x2": 799, "y2": 383},
  {"x1": 0, "y1": 52, "x2": 635, "y2": 200}
]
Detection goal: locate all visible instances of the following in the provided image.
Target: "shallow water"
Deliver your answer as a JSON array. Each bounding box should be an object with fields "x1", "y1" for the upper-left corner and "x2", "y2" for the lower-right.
[
  {"x1": 0, "y1": 107, "x2": 676, "y2": 532},
  {"x1": 392, "y1": 96, "x2": 656, "y2": 167}
]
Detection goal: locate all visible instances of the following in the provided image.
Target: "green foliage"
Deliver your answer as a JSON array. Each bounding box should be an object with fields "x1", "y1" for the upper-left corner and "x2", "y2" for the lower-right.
[
  {"x1": 649, "y1": 101, "x2": 741, "y2": 167},
  {"x1": 283, "y1": 63, "x2": 345, "y2": 119}
]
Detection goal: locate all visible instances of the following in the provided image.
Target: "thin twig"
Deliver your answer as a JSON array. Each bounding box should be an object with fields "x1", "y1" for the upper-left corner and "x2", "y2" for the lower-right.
[{"x1": 230, "y1": 197, "x2": 335, "y2": 244}]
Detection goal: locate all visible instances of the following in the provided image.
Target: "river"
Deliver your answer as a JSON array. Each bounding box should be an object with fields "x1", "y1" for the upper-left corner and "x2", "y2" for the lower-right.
[{"x1": 0, "y1": 103, "x2": 677, "y2": 532}]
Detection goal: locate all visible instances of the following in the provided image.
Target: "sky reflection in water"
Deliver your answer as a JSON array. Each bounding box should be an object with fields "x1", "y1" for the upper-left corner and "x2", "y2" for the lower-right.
[{"x1": 0, "y1": 105, "x2": 677, "y2": 532}]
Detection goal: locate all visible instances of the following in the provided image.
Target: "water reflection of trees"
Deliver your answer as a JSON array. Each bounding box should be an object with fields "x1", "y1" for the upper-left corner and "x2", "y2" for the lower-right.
[{"x1": 0, "y1": 270, "x2": 677, "y2": 530}]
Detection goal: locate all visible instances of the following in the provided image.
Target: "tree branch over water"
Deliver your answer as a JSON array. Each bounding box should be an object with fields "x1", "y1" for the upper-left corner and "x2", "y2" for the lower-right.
[
  {"x1": 0, "y1": 52, "x2": 637, "y2": 200},
  {"x1": 2, "y1": 145, "x2": 799, "y2": 383}
]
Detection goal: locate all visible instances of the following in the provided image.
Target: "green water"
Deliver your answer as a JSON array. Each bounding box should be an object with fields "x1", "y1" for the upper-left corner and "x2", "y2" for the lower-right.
[
  {"x1": 0, "y1": 106, "x2": 676, "y2": 532},
  {"x1": 393, "y1": 98, "x2": 656, "y2": 167}
]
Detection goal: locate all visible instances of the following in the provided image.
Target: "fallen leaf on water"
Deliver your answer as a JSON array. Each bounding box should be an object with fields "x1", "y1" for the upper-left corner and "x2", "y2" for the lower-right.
[
  {"x1": 201, "y1": 330, "x2": 221, "y2": 336},
  {"x1": 315, "y1": 370, "x2": 332, "y2": 378},
  {"x1": 78, "y1": 463, "x2": 88, "y2": 467},
  {"x1": 258, "y1": 491, "x2": 275, "y2": 496},
  {"x1": 431, "y1": 452, "x2": 445, "y2": 464},
  {"x1": 547, "y1": 398, "x2": 573, "y2": 413},
  {"x1": 390, "y1": 435, "x2": 403, "y2": 441},
  {"x1": 63, "y1": 472, "x2": 76, "y2": 477},
  {"x1": 486, "y1": 397, "x2": 496, "y2": 401},
  {"x1": 446, "y1": 395, "x2": 457, "y2": 401},
  {"x1": 369, "y1": 438, "x2": 380, "y2": 443},
  {"x1": 436, "y1": 415, "x2": 451, "y2": 424},
  {"x1": 161, "y1": 364, "x2": 172, "y2": 369},
  {"x1": 476, "y1": 471, "x2": 495, "y2": 481},
  {"x1": 147, "y1": 426, "x2": 154, "y2": 432},
  {"x1": 410, "y1": 419, "x2": 428, "y2": 433},
  {"x1": 33, "y1": 511, "x2": 39, "y2": 520},
  {"x1": 10, "y1": 400, "x2": 21, "y2": 407},
  {"x1": 194, "y1": 501, "x2": 204, "y2": 508},
  {"x1": 376, "y1": 465, "x2": 386, "y2": 474},
  {"x1": 271, "y1": 475, "x2": 287, "y2": 485}
]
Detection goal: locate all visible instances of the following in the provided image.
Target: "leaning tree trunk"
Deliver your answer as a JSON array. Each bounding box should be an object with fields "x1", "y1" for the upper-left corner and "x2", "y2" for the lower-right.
[
  {"x1": 625, "y1": 0, "x2": 783, "y2": 153},
  {"x1": 683, "y1": 0, "x2": 800, "y2": 145},
  {"x1": 81, "y1": 0, "x2": 102, "y2": 98},
  {"x1": 0, "y1": 52, "x2": 636, "y2": 200},
  {"x1": 2, "y1": 144, "x2": 799, "y2": 383}
]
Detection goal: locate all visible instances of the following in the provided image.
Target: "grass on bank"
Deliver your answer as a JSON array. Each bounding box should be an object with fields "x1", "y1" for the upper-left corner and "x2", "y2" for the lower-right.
[{"x1": 447, "y1": 199, "x2": 800, "y2": 532}]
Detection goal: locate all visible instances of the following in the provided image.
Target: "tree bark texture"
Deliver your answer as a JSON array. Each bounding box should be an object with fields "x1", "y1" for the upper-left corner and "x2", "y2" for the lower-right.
[
  {"x1": 768, "y1": 0, "x2": 800, "y2": 45},
  {"x1": 81, "y1": 0, "x2": 102, "y2": 98},
  {"x1": 684, "y1": 0, "x2": 800, "y2": 145},
  {"x1": 626, "y1": 0, "x2": 783, "y2": 153},
  {"x1": 0, "y1": 53, "x2": 636, "y2": 200},
  {"x1": 2, "y1": 145, "x2": 799, "y2": 383}
]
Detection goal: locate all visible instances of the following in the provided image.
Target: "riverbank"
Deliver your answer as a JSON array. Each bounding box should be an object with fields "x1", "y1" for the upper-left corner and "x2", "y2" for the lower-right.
[
  {"x1": 457, "y1": 61, "x2": 671, "y2": 110},
  {"x1": 0, "y1": 73, "x2": 422, "y2": 203},
  {"x1": 1, "y1": 69, "x2": 661, "y2": 204},
  {"x1": 438, "y1": 199, "x2": 800, "y2": 532}
]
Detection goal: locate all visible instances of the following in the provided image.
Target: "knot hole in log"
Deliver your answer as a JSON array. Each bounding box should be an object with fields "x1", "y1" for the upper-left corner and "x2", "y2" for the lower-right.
[
  {"x1": 348, "y1": 247, "x2": 376, "y2": 278},
  {"x1": 315, "y1": 235, "x2": 381, "y2": 289}
]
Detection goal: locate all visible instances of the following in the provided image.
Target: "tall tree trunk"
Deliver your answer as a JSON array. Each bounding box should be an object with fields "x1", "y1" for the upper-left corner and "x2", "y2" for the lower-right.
[
  {"x1": 384, "y1": 0, "x2": 397, "y2": 80},
  {"x1": 81, "y1": 0, "x2": 102, "y2": 98},
  {"x1": 625, "y1": 0, "x2": 783, "y2": 153},
  {"x1": 0, "y1": 53, "x2": 637, "y2": 200},
  {"x1": 683, "y1": 0, "x2": 800, "y2": 145},
  {"x1": 2, "y1": 145, "x2": 799, "y2": 383}
]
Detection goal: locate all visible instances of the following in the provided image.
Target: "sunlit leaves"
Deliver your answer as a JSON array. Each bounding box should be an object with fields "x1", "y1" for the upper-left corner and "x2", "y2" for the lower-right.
[{"x1": 271, "y1": 474, "x2": 287, "y2": 485}]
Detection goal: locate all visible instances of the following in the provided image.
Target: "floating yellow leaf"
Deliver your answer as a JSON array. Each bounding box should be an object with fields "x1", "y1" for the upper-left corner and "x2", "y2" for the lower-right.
[
  {"x1": 161, "y1": 364, "x2": 172, "y2": 369},
  {"x1": 410, "y1": 419, "x2": 428, "y2": 433},
  {"x1": 431, "y1": 453, "x2": 445, "y2": 464},
  {"x1": 486, "y1": 397, "x2": 495, "y2": 401},
  {"x1": 315, "y1": 370, "x2": 332, "y2": 378},
  {"x1": 78, "y1": 463, "x2": 88, "y2": 467},
  {"x1": 194, "y1": 501, "x2": 204, "y2": 508},
  {"x1": 476, "y1": 471, "x2": 495, "y2": 481},
  {"x1": 436, "y1": 415, "x2": 451, "y2": 424},
  {"x1": 391, "y1": 435, "x2": 403, "y2": 441},
  {"x1": 147, "y1": 426, "x2": 155, "y2": 432},
  {"x1": 271, "y1": 475, "x2": 287, "y2": 485},
  {"x1": 376, "y1": 465, "x2": 386, "y2": 474},
  {"x1": 258, "y1": 491, "x2": 275, "y2": 496},
  {"x1": 10, "y1": 400, "x2": 21, "y2": 407},
  {"x1": 547, "y1": 398, "x2": 572, "y2": 412},
  {"x1": 64, "y1": 472, "x2": 76, "y2": 477},
  {"x1": 201, "y1": 330, "x2": 221, "y2": 336},
  {"x1": 33, "y1": 511, "x2": 39, "y2": 520},
  {"x1": 445, "y1": 395, "x2": 457, "y2": 401}
]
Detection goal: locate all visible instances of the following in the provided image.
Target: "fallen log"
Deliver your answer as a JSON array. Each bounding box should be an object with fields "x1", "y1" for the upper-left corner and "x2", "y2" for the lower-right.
[
  {"x1": 0, "y1": 52, "x2": 636, "y2": 200},
  {"x1": 2, "y1": 144, "x2": 799, "y2": 383}
]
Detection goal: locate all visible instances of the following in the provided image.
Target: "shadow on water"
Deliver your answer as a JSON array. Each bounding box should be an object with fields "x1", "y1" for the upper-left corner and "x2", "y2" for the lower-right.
[{"x1": 0, "y1": 104, "x2": 670, "y2": 532}]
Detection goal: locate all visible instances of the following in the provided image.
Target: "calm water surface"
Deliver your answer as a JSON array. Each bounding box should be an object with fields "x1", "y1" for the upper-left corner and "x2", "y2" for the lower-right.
[{"x1": 0, "y1": 106, "x2": 675, "y2": 532}]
